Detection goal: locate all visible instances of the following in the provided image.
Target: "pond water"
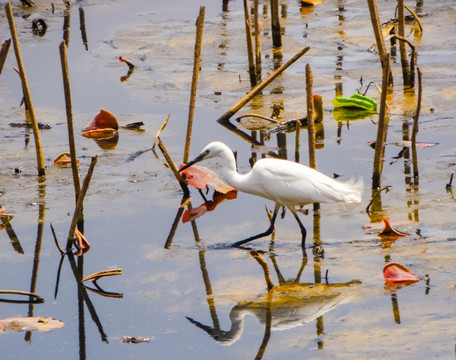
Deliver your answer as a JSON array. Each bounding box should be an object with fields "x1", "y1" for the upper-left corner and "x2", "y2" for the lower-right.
[{"x1": 1, "y1": 0, "x2": 456, "y2": 359}]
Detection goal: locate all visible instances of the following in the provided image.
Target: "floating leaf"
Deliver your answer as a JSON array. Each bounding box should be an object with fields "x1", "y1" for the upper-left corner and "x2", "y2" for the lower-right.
[
  {"x1": 0, "y1": 317, "x2": 64, "y2": 333},
  {"x1": 54, "y1": 153, "x2": 79, "y2": 167},
  {"x1": 74, "y1": 228, "x2": 90, "y2": 256},
  {"x1": 82, "y1": 109, "x2": 118, "y2": 139},
  {"x1": 182, "y1": 190, "x2": 237, "y2": 223},
  {"x1": 333, "y1": 93, "x2": 377, "y2": 111},
  {"x1": 378, "y1": 217, "x2": 408, "y2": 239},
  {"x1": 179, "y1": 163, "x2": 237, "y2": 194},
  {"x1": 383, "y1": 262, "x2": 420, "y2": 284}
]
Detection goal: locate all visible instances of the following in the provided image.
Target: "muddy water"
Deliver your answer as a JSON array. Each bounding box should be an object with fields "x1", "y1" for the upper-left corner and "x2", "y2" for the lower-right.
[{"x1": 1, "y1": 0, "x2": 456, "y2": 359}]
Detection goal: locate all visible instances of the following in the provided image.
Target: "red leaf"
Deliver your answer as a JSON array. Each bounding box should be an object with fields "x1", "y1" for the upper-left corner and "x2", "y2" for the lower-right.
[
  {"x1": 82, "y1": 109, "x2": 118, "y2": 134},
  {"x1": 383, "y1": 262, "x2": 420, "y2": 284},
  {"x1": 182, "y1": 190, "x2": 237, "y2": 223},
  {"x1": 179, "y1": 163, "x2": 237, "y2": 194}
]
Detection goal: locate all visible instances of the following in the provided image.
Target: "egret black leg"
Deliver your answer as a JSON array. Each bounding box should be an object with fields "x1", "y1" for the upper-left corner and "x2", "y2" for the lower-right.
[
  {"x1": 291, "y1": 211, "x2": 307, "y2": 247},
  {"x1": 231, "y1": 204, "x2": 279, "y2": 248}
]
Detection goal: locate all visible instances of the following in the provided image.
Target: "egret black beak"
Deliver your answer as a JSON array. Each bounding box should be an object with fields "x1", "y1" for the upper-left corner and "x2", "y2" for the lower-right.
[{"x1": 178, "y1": 153, "x2": 205, "y2": 172}]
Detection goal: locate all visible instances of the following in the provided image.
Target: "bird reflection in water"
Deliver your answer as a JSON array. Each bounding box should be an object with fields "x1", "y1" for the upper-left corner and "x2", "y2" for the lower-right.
[{"x1": 186, "y1": 279, "x2": 360, "y2": 346}]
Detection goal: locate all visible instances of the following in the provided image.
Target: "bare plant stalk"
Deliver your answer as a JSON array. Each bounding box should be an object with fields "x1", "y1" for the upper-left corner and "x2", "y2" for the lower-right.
[
  {"x1": 243, "y1": 0, "x2": 256, "y2": 87},
  {"x1": 397, "y1": 0, "x2": 411, "y2": 86},
  {"x1": 5, "y1": 3, "x2": 45, "y2": 176},
  {"x1": 306, "y1": 64, "x2": 316, "y2": 170},
  {"x1": 411, "y1": 68, "x2": 422, "y2": 185},
  {"x1": 59, "y1": 41, "x2": 81, "y2": 200},
  {"x1": 66, "y1": 156, "x2": 98, "y2": 251},
  {"x1": 253, "y1": 0, "x2": 262, "y2": 83},
  {"x1": 0, "y1": 39, "x2": 11, "y2": 77},
  {"x1": 295, "y1": 120, "x2": 300, "y2": 163},
  {"x1": 391, "y1": 35, "x2": 416, "y2": 88},
  {"x1": 306, "y1": 64, "x2": 320, "y2": 213},
  {"x1": 78, "y1": 6, "x2": 88, "y2": 51},
  {"x1": 184, "y1": 6, "x2": 205, "y2": 164},
  {"x1": 158, "y1": 139, "x2": 190, "y2": 198},
  {"x1": 217, "y1": 46, "x2": 310, "y2": 123},
  {"x1": 270, "y1": 0, "x2": 281, "y2": 48},
  {"x1": 367, "y1": 0, "x2": 393, "y2": 85},
  {"x1": 372, "y1": 54, "x2": 391, "y2": 189}
]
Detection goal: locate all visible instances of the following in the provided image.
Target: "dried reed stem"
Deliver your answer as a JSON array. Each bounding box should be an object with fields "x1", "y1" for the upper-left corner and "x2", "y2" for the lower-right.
[
  {"x1": 411, "y1": 68, "x2": 422, "y2": 185},
  {"x1": 217, "y1": 46, "x2": 310, "y2": 123},
  {"x1": 306, "y1": 64, "x2": 320, "y2": 213},
  {"x1": 270, "y1": 0, "x2": 281, "y2": 48},
  {"x1": 397, "y1": 0, "x2": 411, "y2": 86},
  {"x1": 183, "y1": 6, "x2": 205, "y2": 164},
  {"x1": 158, "y1": 139, "x2": 190, "y2": 198},
  {"x1": 66, "y1": 156, "x2": 98, "y2": 251},
  {"x1": 5, "y1": 2, "x2": 45, "y2": 176},
  {"x1": 306, "y1": 64, "x2": 316, "y2": 170},
  {"x1": 243, "y1": 0, "x2": 256, "y2": 87},
  {"x1": 253, "y1": 0, "x2": 262, "y2": 83},
  {"x1": 59, "y1": 40, "x2": 81, "y2": 200},
  {"x1": 367, "y1": 0, "x2": 393, "y2": 85},
  {"x1": 372, "y1": 54, "x2": 391, "y2": 189}
]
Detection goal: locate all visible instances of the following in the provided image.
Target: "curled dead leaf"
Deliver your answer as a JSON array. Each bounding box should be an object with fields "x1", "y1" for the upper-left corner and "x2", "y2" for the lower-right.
[
  {"x1": 383, "y1": 262, "x2": 420, "y2": 284},
  {"x1": 378, "y1": 217, "x2": 408, "y2": 239},
  {"x1": 54, "y1": 152, "x2": 78, "y2": 167},
  {"x1": 82, "y1": 109, "x2": 118, "y2": 139},
  {"x1": 74, "y1": 228, "x2": 90, "y2": 256}
]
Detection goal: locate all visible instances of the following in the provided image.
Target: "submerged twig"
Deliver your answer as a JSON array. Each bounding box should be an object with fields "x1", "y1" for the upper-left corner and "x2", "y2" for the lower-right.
[
  {"x1": 50, "y1": 223, "x2": 65, "y2": 255},
  {"x1": 366, "y1": 185, "x2": 392, "y2": 214},
  {"x1": 236, "y1": 113, "x2": 281, "y2": 123}
]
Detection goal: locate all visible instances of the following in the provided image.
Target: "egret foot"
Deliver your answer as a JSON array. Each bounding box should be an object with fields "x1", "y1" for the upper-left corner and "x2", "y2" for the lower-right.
[{"x1": 231, "y1": 224, "x2": 275, "y2": 248}]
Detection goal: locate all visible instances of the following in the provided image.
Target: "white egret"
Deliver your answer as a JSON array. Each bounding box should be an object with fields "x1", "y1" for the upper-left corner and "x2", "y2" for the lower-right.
[{"x1": 179, "y1": 141, "x2": 362, "y2": 247}]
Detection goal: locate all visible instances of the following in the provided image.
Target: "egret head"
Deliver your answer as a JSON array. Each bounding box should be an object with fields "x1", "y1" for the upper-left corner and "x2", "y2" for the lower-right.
[{"x1": 179, "y1": 142, "x2": 228, "y2": 172}]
